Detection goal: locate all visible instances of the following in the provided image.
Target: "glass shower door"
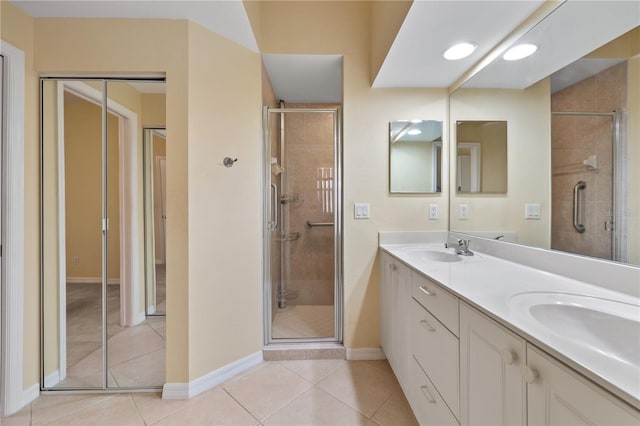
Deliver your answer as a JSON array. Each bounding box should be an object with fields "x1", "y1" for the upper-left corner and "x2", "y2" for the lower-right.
[{"x1": 263, "y1": 106, "x2": 342, "y2": 343}]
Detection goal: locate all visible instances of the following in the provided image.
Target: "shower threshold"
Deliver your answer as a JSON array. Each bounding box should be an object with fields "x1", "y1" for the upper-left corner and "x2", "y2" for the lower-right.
[{"x1": 263, "y1": 342, "x2": 345, "y2": 361}]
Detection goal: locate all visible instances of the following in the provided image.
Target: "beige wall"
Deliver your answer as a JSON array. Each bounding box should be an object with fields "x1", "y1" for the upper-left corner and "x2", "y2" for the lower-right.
[
  {"x1": 142, "y1": 94, "x2": 167, "y2": 127},
  {"x1": 186, "y1": 21, "x2": 262, "y2": 380},
  {"x1": 1, "y1": 0, "x2": 41, "y2": 391},
  {"x1": 450, "y1": 81, "x2": 551, "y2": 248},
  {"x1": 370, "y1": 1, "x2": 412, "y2": 83},
  {"x1": 258, "y1": 1, "x2": 448, "y2": 349},
  {"x1": 390, "y1": 141, "x2": 437, "y2": 193}
]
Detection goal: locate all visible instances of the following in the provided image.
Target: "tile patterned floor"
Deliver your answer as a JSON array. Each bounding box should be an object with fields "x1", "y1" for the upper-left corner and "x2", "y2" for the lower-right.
[
  {"x1": 2, "y1": 360, "x2": 418, "y2": 426},
  {"x1": 272, "y1": 305, "x2": 335, "y2": 339}
]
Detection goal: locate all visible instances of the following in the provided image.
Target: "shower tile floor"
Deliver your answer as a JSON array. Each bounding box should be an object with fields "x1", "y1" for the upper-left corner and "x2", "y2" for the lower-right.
[
  {"x1": 272, "y1": 304, "x2": 335, "y2": 339},
  {"x1": 4, "y1": 359, "x2": 418, "y2": 425},
  {"x1": 52, "y1": 280, "x2": 166, "y2": 389}
]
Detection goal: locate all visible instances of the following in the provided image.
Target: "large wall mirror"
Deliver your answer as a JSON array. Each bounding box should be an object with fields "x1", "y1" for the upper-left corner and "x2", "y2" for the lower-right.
[
  {"x1": 389, "y1": 119, "x2": 443, "y2": 193},
  {"x1": 449, "y1": 0, "x2": 639, "y2": 266},
  {"x1": 41, "y1": 78, "x2": 167, "y2": 390}
]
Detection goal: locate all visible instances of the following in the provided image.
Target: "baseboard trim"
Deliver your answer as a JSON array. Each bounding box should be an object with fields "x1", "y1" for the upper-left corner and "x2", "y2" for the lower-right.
[
  {"x1": 22, "y1": 382, "x2": 40, "y2": 407},
  {"x1": 346, "y1": 347, "x2": 386, "y2": 360},
  {"x1": 162, "y1": 351, "x2": 263, "y2": 399},
  {"x1": 43, "y1": 370, "x2": 60, "y2": 388}
]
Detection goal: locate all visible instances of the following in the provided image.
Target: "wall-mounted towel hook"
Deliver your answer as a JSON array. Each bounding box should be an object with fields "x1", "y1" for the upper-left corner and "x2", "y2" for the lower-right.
[{"x1": 223, "y1": 157, "x2": 238, "y2": 168}]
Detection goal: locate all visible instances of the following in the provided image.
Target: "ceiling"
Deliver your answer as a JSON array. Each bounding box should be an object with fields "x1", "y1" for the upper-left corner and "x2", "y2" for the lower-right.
[
  {"x1": 464, "y1": 0, "x2": 640, "y2": 90},
  {"x1": 11, "y1": 0, "x2": 259, "y2": 52},
  {"x1": 372, "y1": 0, "x2": 545, "y2": 88},
  {"x1": 10, "y1": 0, "x2": 639, "y2": 99}
]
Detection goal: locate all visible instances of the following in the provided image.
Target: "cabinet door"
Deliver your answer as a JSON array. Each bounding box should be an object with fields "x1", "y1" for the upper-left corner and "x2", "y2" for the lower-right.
[
  {"x1": 460, "y1": 302, "x2": 526, "y2": 426},
  {"x1": 380, "y1": 252, "x2": 395, "y2": 366},
  {"x1": 527, "y1": 345, "x2": 640, "y2": 426},
  {"x1": 394, "y1": 262, "x2": 412, "y2": 392}
]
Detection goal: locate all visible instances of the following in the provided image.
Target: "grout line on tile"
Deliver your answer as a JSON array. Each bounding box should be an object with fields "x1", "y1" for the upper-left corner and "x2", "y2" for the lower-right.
[
  {"x1": 37, "y1": 393, "x2": 120, "y2": 426},
  {"x1": 221, "y1": 387, "x2": 263, "y2": 425},
  {"x1": 127, "y1": 395, "x2": 147, "y2": 426},
  {"x1": 368, "y1": 390, "x2": 395, "y2": 420}
]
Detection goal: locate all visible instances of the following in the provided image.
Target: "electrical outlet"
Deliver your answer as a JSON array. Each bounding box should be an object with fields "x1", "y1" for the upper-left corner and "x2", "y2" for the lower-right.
[
  {"x1": 73, "y1": 256, "x2": 79, "y2": 264},
  {"x1": 428, "y1": 203, "x2": 438, "y2": 220},
  {"x1": 459, "y1": 204, "x2": 469, "y2": 220}
]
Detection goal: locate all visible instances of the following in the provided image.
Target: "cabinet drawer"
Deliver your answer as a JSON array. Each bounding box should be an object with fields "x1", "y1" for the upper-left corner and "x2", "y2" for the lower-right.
[
  {"x1": 410, "y1": 356, "x2": 460, "y2": 426},
  {"x1": 412, "y1": 272, "x2": 459, "y2": 336},
  {"x1": 411, "y1": 299, "x2": 460, "y2": 417}
]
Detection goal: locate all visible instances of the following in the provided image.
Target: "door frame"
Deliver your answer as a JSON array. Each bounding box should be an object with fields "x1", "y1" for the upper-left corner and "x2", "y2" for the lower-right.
[
  {"x1": 0, "y1": 40, "x2": 27, "y2": 416},
  {"x1": 261, "y1": 106, "x2": 343, "y2": 345}
]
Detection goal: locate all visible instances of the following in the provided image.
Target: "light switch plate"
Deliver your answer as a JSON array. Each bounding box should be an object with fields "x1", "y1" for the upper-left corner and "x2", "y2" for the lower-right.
[
  {"x1": 354, "y1": 203, "x2": 370, "y2": 219},
  {"x1": 525, "y1": 203, "x2": 541, "y2": 219}
]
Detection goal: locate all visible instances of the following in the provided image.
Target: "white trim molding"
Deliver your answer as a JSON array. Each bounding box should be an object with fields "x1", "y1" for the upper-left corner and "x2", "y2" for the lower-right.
[
  {"x1": 162, "y1": 352, "x2": 263, "y2": 399},
  {"x1": 0, "y1": 39, "x2": 26, "y2": 417},
  {"x1": 346, "y1": 348, "x2": 386, "y2": 361}
]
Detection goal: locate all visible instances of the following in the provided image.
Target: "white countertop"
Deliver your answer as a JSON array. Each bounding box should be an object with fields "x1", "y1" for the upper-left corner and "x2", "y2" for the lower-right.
[{"x1": 380, "y1": 241, "x2": 640, "y2": 410}]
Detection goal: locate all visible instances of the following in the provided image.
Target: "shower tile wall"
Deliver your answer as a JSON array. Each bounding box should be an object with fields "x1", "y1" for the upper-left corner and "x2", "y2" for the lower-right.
[
  {"x1": 282, "y1": 103, "x2": 337, "y2": 306},
  {"x1": 551, "y1": 62, "x2": 627, "y2": 259}
]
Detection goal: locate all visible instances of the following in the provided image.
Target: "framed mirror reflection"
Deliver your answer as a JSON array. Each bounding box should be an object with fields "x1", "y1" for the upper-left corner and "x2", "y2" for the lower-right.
[
  {"x1": 389, "y1": 119, "x2": 443, "y2": 193},
  {"x1": 455, "y1": 120, "x2": 507, "y2": 193},
  {"x1": 41, "y1": 78, "x2": 166, "y2": 390}
]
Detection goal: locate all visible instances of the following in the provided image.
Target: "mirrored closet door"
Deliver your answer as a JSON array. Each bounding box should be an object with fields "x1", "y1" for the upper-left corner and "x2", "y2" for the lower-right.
[{"x1": 41, "y1": 79, "x2": 166, "y2": 390}]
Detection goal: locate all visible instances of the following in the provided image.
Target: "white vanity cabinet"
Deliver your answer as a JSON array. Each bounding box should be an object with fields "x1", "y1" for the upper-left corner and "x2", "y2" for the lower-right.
[
  {"x1": 379, "y1": 252, "x2": 412, "y2": 393},
  {"x1": 459, "y1": 302, "x2": 526, "y2": 425},
  {"x1": 379, "y1": 248, "x2": 640, "y2": 426},
  {"x1": 526, "y1": 345, "x2": 640, "y2": 426}
]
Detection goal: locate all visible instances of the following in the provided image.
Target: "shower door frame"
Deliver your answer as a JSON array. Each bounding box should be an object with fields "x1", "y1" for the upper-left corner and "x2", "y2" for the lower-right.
[
  {"x1": 262, "y1": 106, "x2": 343, "y2": 345},
  {"x1": 550, "y1": 110, "x2": 626, "y2": 262}
]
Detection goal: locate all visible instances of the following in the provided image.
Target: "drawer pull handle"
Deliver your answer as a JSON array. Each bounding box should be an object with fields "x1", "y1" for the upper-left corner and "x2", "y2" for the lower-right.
[
  {"x1": 522, "y1": 366, "x2": 539, "y2": 384},
  {"x1": 420, "y1": 319, "x2": 436, "y2": 332},
  {"x1": 418, "y1": 286, "x2": 434, "y2": 296},
  {"x1": 501, "y1": 349, "x2": 517, "y2": 365},
  {"x1": 420, "y1": 385, "x2": 437, "y2": 404}
]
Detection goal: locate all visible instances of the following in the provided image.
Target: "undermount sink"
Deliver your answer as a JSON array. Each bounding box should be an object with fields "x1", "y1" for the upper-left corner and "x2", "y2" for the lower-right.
[
  {"x1": 509, "y1": 292, "x2": 640, "y2": 368},
  {"x1": 399, "y1": 247, "x2": 462, "y2": 262}
]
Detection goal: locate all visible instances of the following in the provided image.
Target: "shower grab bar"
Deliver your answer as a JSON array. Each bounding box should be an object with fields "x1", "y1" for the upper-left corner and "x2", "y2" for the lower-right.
[
  {"x1": 573, "y1": 181, "x2": 586, "y2": 233},
  {"x1": 305, "y1": 221, "x2": 334, "y2": 228},
  {"x1": 270, "y1": 183, "x2": 279, "y2": 231}
]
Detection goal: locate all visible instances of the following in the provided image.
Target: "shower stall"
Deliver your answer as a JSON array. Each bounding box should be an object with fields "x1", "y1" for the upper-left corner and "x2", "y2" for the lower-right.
[
  {"x1": 263, "y1": 104, "x2": 342, "y2": 343},
  {"x1": 550, "y1": 61, "x2": 628, "y2": 262}
]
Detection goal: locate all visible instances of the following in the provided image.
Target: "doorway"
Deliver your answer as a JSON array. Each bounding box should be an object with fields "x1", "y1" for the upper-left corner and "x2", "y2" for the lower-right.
[
  {"x1": 263, "y1": 105, "x2": 343, "y2": 343},
  {"x1": 551, "y1": 111, "x2": 623, "y2": 261},
  {"x1": 41, "y1": 78, "x2": 166, "y2": 390}
]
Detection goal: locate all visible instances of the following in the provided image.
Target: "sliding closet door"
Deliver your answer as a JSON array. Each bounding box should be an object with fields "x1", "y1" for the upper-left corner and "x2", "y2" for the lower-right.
[
  {"x1": 42, "y1": 80, "x2": 106, "y2": 389},
  {"x1": 42, "y1": 79, "x2": 166, "y2": 390}
]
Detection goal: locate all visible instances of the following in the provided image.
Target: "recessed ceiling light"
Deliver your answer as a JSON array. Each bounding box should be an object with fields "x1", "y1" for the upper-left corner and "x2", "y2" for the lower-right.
[
  {"x1": 407, "y1": 129, "x2": 422, "y2": 135},
  {"x1": 503, "y1": 43, "x2": 538, "y2": 61},
  {"x1": 443, "y1": 42, "x2": 477, "y2": 60}
]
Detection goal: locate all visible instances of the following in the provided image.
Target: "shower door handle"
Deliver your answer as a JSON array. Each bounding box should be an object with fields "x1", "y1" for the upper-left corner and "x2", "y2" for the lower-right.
[
  {"x1": 573, "y1": 181, "x2": 586, "y2": 233},
  {"x1": 270, "y1": 183, "x2": 279, "y2": 231}
]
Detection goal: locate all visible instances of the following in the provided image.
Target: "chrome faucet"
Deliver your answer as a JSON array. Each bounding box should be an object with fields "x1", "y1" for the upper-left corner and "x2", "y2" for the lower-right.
[{"x1": 445, "y1": 238, "x2": 474, "y2": 256}]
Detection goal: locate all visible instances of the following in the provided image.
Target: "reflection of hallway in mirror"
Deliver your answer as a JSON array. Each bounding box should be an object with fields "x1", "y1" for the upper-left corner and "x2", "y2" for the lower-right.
[
  {"x1": 154, "y1": 263, "x2": 166, "y2": 314},
  {"x1": 59, "y1": 282, "x2": 165, "y2": 388}
]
